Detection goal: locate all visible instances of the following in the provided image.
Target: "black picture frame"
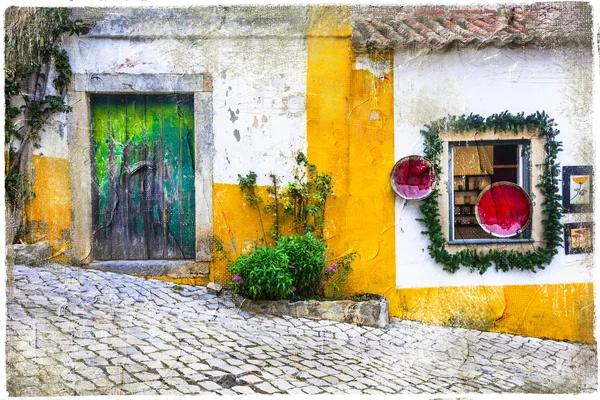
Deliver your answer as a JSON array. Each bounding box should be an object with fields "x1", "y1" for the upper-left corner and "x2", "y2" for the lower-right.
[
  {"x1": 562, "y1": 166, "x2": 593, "y2": 213},
  {"x1": 564, "y1": 222, "x2": 594, "y2": 254}
]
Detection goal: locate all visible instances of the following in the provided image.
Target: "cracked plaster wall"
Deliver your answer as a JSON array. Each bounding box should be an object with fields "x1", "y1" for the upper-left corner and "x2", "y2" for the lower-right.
[
  {"x1": 63, "y1": 38, "x2": 307, "y2": 186},
  {"x1": 26, "y1": 6, "x2": 308, "y2": 262},
  {"x1": 393, "y1": 46, "x2": 594, "y2": 289}
]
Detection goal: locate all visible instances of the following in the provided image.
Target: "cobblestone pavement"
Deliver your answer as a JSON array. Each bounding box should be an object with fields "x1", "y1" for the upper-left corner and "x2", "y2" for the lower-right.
[{"x1": 5, "y1": 264, "x2": 597, "y2": 396}]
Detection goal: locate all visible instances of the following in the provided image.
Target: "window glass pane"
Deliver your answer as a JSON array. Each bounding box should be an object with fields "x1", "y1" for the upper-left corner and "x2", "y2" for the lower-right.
[
  {"x1": 493, "y1": 144, "x2": 518, "y2": 184},
  {"x1": 452, "y1": 142, "x2": 529, "y2": 241}
]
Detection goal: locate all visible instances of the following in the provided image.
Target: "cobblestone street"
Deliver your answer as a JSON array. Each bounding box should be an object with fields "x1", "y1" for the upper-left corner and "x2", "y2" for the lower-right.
[{"x1": 5, "y1": 264, "x2": 598, "y2": 396}]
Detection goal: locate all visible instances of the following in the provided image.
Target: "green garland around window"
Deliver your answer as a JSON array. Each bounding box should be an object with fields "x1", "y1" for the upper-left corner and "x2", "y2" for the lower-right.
[{"x1": 418, "y1": 111, "x2": 563, "y2": 274}]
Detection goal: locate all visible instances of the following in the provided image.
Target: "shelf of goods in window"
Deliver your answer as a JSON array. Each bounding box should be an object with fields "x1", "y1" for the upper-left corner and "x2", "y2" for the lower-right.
[{"x1": 453, "y1": 174, "x2": 492, "y2": 226}]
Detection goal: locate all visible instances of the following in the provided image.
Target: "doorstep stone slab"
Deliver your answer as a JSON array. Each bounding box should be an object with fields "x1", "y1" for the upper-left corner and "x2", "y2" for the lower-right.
[
  {"x1": 85, "y1": 260, "x2": 209, "y2": 278},
  {"x1": 236, "y1": 297, "x2": 389, "y2": 328}
]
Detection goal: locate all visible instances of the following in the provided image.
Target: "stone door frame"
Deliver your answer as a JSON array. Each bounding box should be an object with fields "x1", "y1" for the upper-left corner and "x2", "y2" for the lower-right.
[{"x1": 68, "y1": 73, "x2": 214, "y2": 270}]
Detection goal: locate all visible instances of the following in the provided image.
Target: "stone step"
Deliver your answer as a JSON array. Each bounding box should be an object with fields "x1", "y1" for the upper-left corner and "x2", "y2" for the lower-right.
[{"x1": 85, "y1": 260, "x2": 209, "y2": 279}]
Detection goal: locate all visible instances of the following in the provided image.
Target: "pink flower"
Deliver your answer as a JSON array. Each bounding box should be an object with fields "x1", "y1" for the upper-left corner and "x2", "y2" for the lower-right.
[
  {"x1": 292, "y1": 287, "x2": 296, "y2": 292},
  {"x1": 320, "y1": 280, "x2": 325, "y2": 286},
  {"x1": 327, "y1": 263, "x2": 338, "y2": 272},
  {"x1": 232, "y1": 275, "x2": 243, "y2": 284}
]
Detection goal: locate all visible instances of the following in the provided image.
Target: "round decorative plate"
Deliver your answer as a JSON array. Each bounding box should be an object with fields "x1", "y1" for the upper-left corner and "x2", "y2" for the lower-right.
[
  {"x1": 390, "y1": 156, "x2": 436, "y2": 200},
  {"x1": 475, "y1": 182, "x2": 532, "y2": 237}
]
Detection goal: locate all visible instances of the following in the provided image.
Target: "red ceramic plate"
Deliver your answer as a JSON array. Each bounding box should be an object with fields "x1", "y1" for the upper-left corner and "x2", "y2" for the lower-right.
[
  {"x1": 390, "y1": 156, "x2": 436, "y2": 200},
  {"x1": 475, "y1": 182, "x2": 532, "y2": 237}
]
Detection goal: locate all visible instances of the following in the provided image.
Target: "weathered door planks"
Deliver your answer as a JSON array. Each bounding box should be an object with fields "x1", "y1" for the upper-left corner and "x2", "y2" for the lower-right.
[{"x1": 91, "y1": 94, "x2": 195, "y2": 260}]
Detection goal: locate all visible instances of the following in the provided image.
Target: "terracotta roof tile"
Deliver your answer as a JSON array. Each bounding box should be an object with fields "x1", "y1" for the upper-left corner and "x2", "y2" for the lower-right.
[{"x1": 352, "y1": 2, "x2": 592, "y2": 53}]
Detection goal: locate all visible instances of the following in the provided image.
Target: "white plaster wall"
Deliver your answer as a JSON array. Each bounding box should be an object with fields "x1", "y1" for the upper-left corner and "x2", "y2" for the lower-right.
[
  {"x1": 212, "y1": 39, "x2": 307, "y2": 185},
  {"x1": 19, "y1": 65, "x2": 69, "y2": 159},
  {"x1": 394, "y1": 46, "x2": 595, "y2": 288},
  {"x1": 63, "y1": 34, "x2": 307, "y2": 186}
]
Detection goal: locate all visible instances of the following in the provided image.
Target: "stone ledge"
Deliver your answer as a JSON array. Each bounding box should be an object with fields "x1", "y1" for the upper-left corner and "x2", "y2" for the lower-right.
[
  {"x1": 13, "y1": 241, "x2": 52, "y2": 266},
  {"x1": 73, "y1": 73, "x2": 210, "y2": 93},
  {"x1": 85, "y1": 260, "x2": 209, "y2": 278},
  {"x1": 235, "y1": 296, "x2": 389, "y2": 328}
]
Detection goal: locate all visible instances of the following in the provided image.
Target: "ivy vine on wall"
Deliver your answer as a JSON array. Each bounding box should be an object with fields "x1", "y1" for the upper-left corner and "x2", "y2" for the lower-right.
[
  {"x1": 418, "y1": 111, "x2": 563, "y2": 274},
  {"x1": 5, "y1": 8, "x2": 89, "y2": 246}
]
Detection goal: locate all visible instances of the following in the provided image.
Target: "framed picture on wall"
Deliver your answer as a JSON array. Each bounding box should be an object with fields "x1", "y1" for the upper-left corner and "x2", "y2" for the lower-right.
[
  {"x1": 562, "y1": 166, "x2": 593, "y2": 213},
  {"x1": 564, "y1": 222, "x2": 594, "y2": 254}
]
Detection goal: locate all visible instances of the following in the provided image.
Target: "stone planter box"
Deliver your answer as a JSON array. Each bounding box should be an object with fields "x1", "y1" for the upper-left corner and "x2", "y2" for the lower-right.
[{"x1": 235, "y1": 295, "x2": 389, "y2": 328}]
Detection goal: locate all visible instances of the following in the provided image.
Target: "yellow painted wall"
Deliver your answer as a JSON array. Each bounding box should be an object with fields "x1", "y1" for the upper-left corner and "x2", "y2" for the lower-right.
[
  {"x1": 306, "y1": 7, "x2": 354, "y2": 295},
  {"x1": 143, "y1": 275, "x2": 209, "y2": 286},
  {"x1": 211, "y1": 183, "x2": 297, "y2": 285},
  {"x1": 19, "y1": 6, "x2": 592, "y2": 345},
  {"x1": 495, "y1": 283, "x2": 594, "y2": 342},
  {"x1": 304, "y1": 5, "x2": 594, "y2": 343},
  {"x1": 23, "y1": 155, "x2": 72, "y2": 261},
  {"x1": 392, "y1": 283, "x2": 595, "y2": 343},
  {"x1": 211, "y1": 183, "x2": 265, "y2": 284},
  {"x1": 307, "y1": 4, "x2": 398, "y2": 303}
]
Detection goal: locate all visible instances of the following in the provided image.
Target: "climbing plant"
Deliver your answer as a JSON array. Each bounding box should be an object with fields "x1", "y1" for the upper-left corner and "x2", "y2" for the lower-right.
[
  {"x1": 284, "y1": 152, "x2": 333, "y2": 239},
  {"x1": 418, "y1": 111, "x2": 563, "y2": 274},
  {"x1": 232, "y1": 152, "x2": 357, "y2": 300},
  {"x1": 4, "y1": 8, "x2": 89, "y2": 245},
  {"x1": 237, "y1": 151, "x2": 334, "y2": 245}
]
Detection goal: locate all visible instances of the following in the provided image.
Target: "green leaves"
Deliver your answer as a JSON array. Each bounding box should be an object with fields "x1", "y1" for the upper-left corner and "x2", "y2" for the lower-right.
[
  {"x1": 285, "y1": 152, "x2": 333, "y2": 238},
  {"x1": 227, "y1": 232, "x2": 357, "y2": 300},
  {"x1": 277, "y1": 233, "x2": 327, "y2": 297},
  {"x1": 419, "y1": 111, "x2": 563, "y2": 274},
  {"x1": 238, "y1": 152, "x2": 334, "y2": 245},
  {"x1": 233, "y1": 154, "x2": 356, "y2": 299},
  {"x1": 5, "y1": 8, "x2": 90, "y2": 207},
  {"x1": 228, "y1": 247, "x2": 293, "y2": 300},
  {"x1": 238, "y1": 171, "x2": 268, "y2": 244}
]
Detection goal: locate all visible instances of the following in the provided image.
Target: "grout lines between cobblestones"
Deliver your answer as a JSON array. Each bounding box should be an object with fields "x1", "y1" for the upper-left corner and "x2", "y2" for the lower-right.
[{"x1": 5, "y1": 264, "x2": 598, "y2": 396}]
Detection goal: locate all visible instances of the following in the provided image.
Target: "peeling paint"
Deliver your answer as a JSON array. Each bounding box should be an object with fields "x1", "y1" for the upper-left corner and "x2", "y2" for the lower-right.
[
  {"x1": 355, "y1": 54, "x2": 391, "y2": 79},
  {"x1": 228, "y1": 108, "x2": 239, "y2": 123},
  {"x1": 282, "y1": 94, "x2": 305, "y2": 118}
]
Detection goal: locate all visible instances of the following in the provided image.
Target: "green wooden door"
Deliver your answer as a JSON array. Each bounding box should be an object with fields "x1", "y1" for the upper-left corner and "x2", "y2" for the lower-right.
[{"x1": 91, "y1": 94, "x2": 195, "y2": 260}]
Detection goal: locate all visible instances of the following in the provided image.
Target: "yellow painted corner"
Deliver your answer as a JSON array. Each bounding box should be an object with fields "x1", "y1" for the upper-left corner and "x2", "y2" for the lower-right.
[{"x1": 23, "y1": 155, "x2": 72, "y2": 261}]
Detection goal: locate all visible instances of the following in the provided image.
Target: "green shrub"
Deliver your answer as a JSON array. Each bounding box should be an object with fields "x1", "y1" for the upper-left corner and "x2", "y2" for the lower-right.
[
  {"x1": 230, "y1": 152, "x2": 358, "y2": 300},
  {"x1": 227, "y1": 232, "x2": 357, "y2": 301},
  {"x1": 228, "y1": 247, "x2": 293, "y2": 300},
  {"x1": 277, "y1": 233, "x2": 327, "y2": 297}
]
